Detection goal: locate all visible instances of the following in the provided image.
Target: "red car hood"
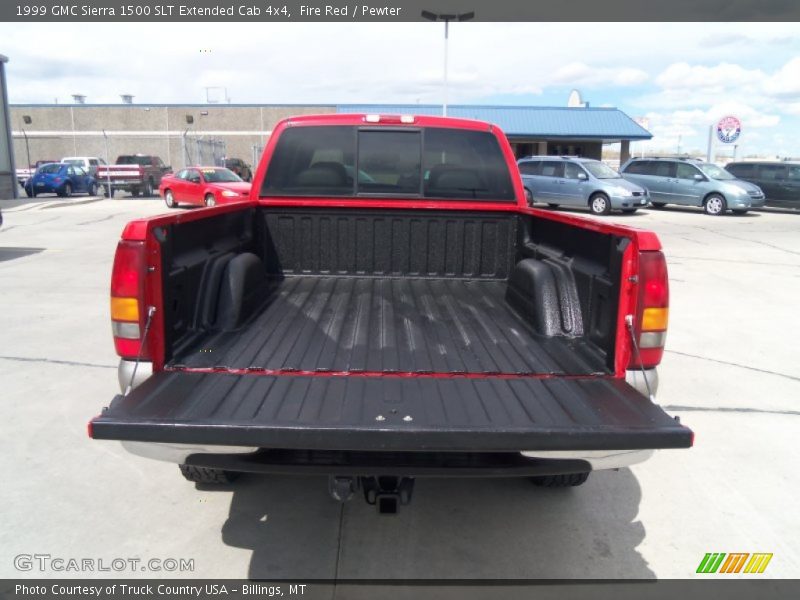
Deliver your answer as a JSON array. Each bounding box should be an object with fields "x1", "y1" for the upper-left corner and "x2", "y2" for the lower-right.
[{"x1": 212, "y1": 182, "x2": 251, "y2": 194}]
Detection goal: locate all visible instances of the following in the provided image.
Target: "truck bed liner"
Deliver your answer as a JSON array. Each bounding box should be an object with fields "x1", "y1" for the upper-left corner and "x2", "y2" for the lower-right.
[
  {"x1": 91, "y1": 371, "x2": 692, "y2": 451},
  {"x1": 172, "y1": 276, "x2": 606, "y2": 376}
]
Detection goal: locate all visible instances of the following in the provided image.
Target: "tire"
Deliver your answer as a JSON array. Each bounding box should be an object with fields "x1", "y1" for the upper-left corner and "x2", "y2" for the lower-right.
[
  {"x1": 88, "y1": 183, "x2": 97, "y2": 196},
  {"x1": 622, "y1": 208, "x2": 638, "y2": 214},
  {"x1": 547, "y1": 203, "x2": 559, "y2": 208},
  {"x1": 204, "y1": 193, "x2": 216, "y2": 207},
  {"x1": 144, "y1": 179, "x2": 154, "y2": 197},
  {"x1": 531, "y1": 472, "x2": 590, "y2": 487},
  {"x1": 732, "y1": 209, "x2": 749, "y2": 215},
  {"x1": 164, "y1": 189, "x2": 176, "y2": 208},
  {"x1": 62, "y1": 182, "x2": 72, "y2": 198},
  {"x1": 651, "y1": 202, "x2": 666, "y2": 208},
  {"x1": 703, "y1": 194, "x2": 727, "y2": 216},
  {"x1": 25, "y1": 188, "x2": 33, "y2": 198},
  {"x1": 130, "y1": 187, "x2": 140, "y2": 197},
  {"x1": 104, "y1": 186, "x2": 115, "y2": 198},
  {"x1": 589, "y1": 193, "x2": 611, "y2": 215},
  {"x1": 524, "y1": 188, "x2": 533, "y2": 205},
  {"x1": 179, "y1": 464, "x2": 239, "y2": 484}
]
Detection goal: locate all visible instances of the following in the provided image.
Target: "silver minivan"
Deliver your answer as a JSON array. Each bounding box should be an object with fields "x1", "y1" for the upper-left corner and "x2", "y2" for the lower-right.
[
  {"x1": 620, "y1": 157, "x2": 765, "y2": 215},
  {"x1": 518, "y1": 156, "x2": 649, "y2": 215}
]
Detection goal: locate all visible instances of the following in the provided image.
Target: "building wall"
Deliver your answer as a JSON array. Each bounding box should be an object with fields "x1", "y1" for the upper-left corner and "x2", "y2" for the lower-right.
[
  {"x1": 10, "y1": 104, "x2": 336, "y2": 170},
  {"x1": 10, "y1": 105, "x2": 623, "y2": 177}
]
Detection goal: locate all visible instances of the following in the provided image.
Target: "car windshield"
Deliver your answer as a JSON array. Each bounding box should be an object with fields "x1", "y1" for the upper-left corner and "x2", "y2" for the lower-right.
[
  {"x1": 698, "y1": 163, "x2": 735, "y2": 180},
  {"x1": 38, "y1": 164, "x2": 61, "y2": 174},
  {"x1": 202, "y1": 168, "x2": 242, "y2": 183},
  {"x1": 583, "y1": 161, "x2": 621, "y2": 179}
]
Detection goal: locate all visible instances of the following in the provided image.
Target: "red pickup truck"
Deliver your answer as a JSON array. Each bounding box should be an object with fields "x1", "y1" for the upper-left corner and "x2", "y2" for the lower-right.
[
  {"x1": 89, "y1": 114, "x2": 691, "y2": 513},
  {"x1": 96, "y1": 154, "x2": 171, "y2": 197}
]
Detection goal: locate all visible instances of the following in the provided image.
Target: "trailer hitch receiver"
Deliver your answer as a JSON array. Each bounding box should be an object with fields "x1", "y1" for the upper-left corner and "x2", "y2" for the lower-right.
[{"x1": 362, "y1": 476, "x2": 415, "y2": 514}]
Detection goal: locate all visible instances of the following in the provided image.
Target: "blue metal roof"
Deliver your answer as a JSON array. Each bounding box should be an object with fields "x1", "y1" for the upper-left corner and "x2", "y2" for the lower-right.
[{"x1": 336, "y1": 104, "x2": 651, "y2": 141}]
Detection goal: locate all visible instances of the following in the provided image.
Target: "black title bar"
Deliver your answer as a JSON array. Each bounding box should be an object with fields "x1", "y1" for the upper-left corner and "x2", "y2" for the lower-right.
[{"x1": 2, "y1": 0, "x2": 800, "y2": 22}]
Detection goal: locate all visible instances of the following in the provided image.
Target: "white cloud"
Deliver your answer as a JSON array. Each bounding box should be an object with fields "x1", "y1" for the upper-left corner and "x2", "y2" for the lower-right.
[
  {"x1": 1, "y1": 21, "x2": 798, "y2": 156},
  {"x1": 551, "y1": 62, "x2": 649, "y2": 87},
  {"x1": 763, "y1": 57, "x2": 800, "y2": 99},
  {"x1": 654, "y1": 62, "x2": 766, "y2": 92},
  {"x1": 780, "y1": 102, "x2": 800, "y2": 115}
]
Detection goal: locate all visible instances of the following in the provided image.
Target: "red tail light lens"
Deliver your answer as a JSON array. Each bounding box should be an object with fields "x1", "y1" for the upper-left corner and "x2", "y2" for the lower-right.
[
  {"x1": 110, "y1": 240, "x2": 149, "y2": 359},
  {"x1": 629, "y1": 250, "x2": 669, "y2": 369}
]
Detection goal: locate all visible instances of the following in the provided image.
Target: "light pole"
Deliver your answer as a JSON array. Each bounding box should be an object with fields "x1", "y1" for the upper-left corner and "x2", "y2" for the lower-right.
[
  {"x1": 422, "y1": 10, "x2": 474, "y2": 116},
  {"x1": 21, "y1": 115, "x2": 32, "y2": 171},
  {"x1": 102, "y1": 129, "x2": 113, "y2": 197}
]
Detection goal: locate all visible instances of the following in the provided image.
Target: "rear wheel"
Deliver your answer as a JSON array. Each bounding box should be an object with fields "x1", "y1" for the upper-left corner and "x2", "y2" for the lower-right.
[
  {"x1": 524, "y1": 188, "x2": 533, "y2": 205},
  {"x1": 703, "y1": 194, "x2": 727, "y2": 216},
  {"x1": 179, "y1": 464, "x2": 239, "y2": 484},
  {"x1": 130, "y1": 187, "x2": 140, "y2": 197},
  {"x1": 204, "y1": 193, "x2": 216, "y2": 207},
  {"x1": 589, "y1": 193, "x2": 611, "y2": 215},
  {"x1": 531, "y1": 472, "x2": 590, "y2": 487},
  {"x1": 88, "y1": 182, "x2": 97, "y2": 196},
  {"x1": 164, "y1": 189, "x2": 176, "y2": 208},
  {"x1": 651, "y1": 202, "x2": 666, "y2": 208},
  {"x1": 144, "y1": 179, "x2": 154, "y2": 197},
  {"x1": 25, "y1": 188, "x2": 33, "y2": 198},
  {"x1": 61, "y1": 182, "x2": 72, "y2": 198}
]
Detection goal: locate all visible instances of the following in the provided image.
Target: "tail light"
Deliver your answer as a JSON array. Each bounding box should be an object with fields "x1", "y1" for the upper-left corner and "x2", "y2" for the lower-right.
[
  {"x1": 628, "y1": 250, "x2": 669, "y2": 369},
  {"x1": 110, "y1": 240, "x2": 149, "y2": 359}
]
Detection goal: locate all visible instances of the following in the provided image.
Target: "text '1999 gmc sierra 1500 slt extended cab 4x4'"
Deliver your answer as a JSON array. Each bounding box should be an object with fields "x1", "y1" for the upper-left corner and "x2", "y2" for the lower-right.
[{"x1": 89, "y1": 114, "x2": 692, "y2": 513}]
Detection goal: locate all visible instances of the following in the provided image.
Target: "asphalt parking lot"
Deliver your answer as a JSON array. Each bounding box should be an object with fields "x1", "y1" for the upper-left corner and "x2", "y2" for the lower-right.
[{"x1": 0, "y1": 196, "x2": 798, "y2": 581}]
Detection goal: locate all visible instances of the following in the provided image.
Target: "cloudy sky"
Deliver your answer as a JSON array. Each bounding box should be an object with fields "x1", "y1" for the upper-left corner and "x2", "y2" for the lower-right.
[{"x1": 1, "y1": 21, "x2": 799, "y2": 156}]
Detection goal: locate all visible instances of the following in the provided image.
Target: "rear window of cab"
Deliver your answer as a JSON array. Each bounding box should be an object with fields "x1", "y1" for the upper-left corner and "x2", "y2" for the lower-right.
[{"x1": 261, "y1": 125, "x2": 515, "y2": 201}]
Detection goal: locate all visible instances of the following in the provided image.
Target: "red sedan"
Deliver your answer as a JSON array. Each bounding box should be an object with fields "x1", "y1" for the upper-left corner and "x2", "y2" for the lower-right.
[{"x1": 159, "y1": 167, "x2": 251, "y2": 208}]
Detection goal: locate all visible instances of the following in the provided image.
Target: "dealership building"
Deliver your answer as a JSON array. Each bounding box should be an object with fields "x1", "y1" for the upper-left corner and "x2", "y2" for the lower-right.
[{"x1": 6, "y1": 101, "x2": 651, "y2": 190}]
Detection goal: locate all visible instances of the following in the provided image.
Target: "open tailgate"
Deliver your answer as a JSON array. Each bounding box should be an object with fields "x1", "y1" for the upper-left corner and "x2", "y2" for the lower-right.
[{"x1": 91, "y1": 372, "x2": 692, "y2": 452}]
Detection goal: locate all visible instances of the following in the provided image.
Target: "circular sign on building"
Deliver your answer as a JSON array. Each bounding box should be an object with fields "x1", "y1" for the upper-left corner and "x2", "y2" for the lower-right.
[{"x1": 716, "y1": 115, "x2": 741, "y2": 144}]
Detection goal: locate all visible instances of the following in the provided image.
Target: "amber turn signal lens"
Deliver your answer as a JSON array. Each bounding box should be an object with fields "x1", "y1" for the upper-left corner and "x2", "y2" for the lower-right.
[
  {"x1": 642, "y1": 307, "x2": 669, "y2": 331},
  {"x1": 110, "y1": 296, "x2": 139, "y2": 322}
]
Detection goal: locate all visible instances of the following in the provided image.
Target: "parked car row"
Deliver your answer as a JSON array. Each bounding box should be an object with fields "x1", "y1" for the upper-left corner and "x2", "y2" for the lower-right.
[
  {"x1": 16, "y1": 155, "x2": 254, "y2": 200},
  {"x1": 518, "y1": 155, "x2": 779, "y2": 216}
]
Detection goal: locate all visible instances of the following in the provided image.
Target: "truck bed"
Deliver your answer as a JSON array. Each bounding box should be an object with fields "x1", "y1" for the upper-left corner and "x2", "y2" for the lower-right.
[
  {"x1": 93, "y1": 206, "x2": 692, "y2": 454},
  {"x1": 171, "y1": 276, "x2": 606, "y2": 376}
]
